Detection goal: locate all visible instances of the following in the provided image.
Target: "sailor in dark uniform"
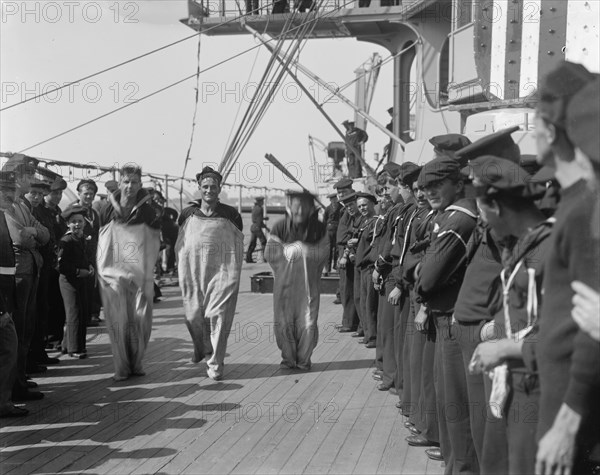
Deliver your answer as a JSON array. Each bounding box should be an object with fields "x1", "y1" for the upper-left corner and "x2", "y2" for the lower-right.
[
  {"x1": 337, "y1": 191, "x2": 362, "y2": 333},
  {"x1": 0, "y1": 171, "x2": 29, "y2": 418},
  {"x1": 531, "y1": 62, "x2": 600, "y2": 475},
  {"x1": 353, "y1": 192, "x2": 379, "y2": 347},
  {"x1": 25, "y1": 180, "x2": 59, "y2": 367},
  {"x1": 342, "y1": 120, "x2": 368, "y2": 179},
  {"x1": 323, "y1": 193, "x2": 341, "y2": 275},
  {"x1": 44, "y1": 177, "x2": 68, "y2": 348},
  {"x1": 385, "y1": 163, "x2": 422, "y2": 400},
  {"x1": 345, "y1": 193, "x2": 372, "y2": 339},
  {"x1": 468, "y1": 155, "x2": 553, "y2": 475},
  {"x1": 407, "y1": 156, "x2": 479, "y2": 472},
  {"x1": 566, "y1": 78, "x2": 600, "y2": 344},
  {"x1": 371, "y1": 162, "x2": 411, "y2": 392},
  {"x1": 333, "y1": 178, "x2": 357, "y2": 331},
  {"x1": 401, "y1": 174, "x2": 440, "y2": 453},
  {"x1": 448, "y1": 126, "x2": 525, "y2": 474}
]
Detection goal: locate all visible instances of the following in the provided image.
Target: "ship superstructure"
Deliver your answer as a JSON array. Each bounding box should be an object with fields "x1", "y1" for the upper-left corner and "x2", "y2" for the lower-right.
[{"x1": 183, "y1": 0, "x2": 599, "y2": 165}]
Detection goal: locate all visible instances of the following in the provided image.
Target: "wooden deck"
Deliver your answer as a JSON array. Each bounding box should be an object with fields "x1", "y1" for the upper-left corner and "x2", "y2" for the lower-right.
[{"x1": 0, "y1": 264, "x2": 444, "y2": 475}]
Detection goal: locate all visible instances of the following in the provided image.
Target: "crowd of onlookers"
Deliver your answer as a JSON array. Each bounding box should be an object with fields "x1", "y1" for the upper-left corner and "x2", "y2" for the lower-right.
[
  {"x1": 323, "y1": 61, "x2": 600, "y2": 475},
  {"x1": 1, "y1": 60, "x2": 599, "y2": 475},
  {"x1": 0, "y1": 167, "x2": 178, "y2": 417}
]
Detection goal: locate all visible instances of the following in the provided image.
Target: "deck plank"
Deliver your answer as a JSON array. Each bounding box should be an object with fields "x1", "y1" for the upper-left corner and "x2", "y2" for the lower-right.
[{"x1": 0, "y1": 265, "x2": 442, "y2": 475}]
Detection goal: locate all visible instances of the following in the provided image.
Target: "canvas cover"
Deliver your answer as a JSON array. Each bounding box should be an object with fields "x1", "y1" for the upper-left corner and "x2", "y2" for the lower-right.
[
  {"x1": 96, "y1": 222, "x2": 160, "y2": 379},
  {"x1": 176, "y1": 216, "x2": 243, "y2": 378},
  {"x1": 265, "y1": 235, "x2": 329, "y2": 369}
]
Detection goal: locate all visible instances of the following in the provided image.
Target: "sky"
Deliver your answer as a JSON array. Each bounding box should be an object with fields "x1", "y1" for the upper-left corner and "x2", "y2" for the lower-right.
[{"x1": 1, "y1": 0, "x2": 395, "y2": 199}]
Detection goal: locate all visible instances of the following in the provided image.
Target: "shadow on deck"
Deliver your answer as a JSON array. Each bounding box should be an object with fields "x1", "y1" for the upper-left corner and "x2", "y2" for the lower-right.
[{"x1": 0, "y1": 264, "x2": 443, "y2": 475}]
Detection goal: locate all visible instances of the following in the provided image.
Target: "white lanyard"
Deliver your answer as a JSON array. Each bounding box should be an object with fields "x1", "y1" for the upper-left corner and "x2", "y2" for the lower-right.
[
  {"x1": 500, "y1": 260, "x2": 537, "y2": 340},
  {"x1": 399, "y1": 208, "x2": 419, "y2": 266}
]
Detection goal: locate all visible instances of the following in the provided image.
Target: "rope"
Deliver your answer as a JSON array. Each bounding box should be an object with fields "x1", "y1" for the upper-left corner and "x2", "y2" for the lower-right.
[
  {"x1": 0, "y1": 1, "x2": 280, "y2": 112},
  {"x1": 220, "y1": 1, "x2": 324, "y2": 179},
  {"x1": 180, "y1": 26, "x2": 204, "y2": 211},
  {"x1": 221, "y1": 0, "x2": 331, "y2": 177},
  {"x1": 16, "y1": 1, "x2": 351, "y2": 155}
]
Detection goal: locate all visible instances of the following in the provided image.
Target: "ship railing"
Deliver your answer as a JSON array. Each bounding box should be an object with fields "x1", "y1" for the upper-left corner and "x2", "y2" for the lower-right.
[{"x1": 189, "y1": 0, "x2": 402, "y2": 19}]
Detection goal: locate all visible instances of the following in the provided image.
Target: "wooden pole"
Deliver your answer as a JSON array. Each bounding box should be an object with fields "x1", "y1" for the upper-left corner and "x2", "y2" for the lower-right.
[
  {"x1": 244, "y1": 24, "x2": 406, "y2": 150},
  {"x1": 244, "y1": 24, "x2": 378, "y2": 177},
  {"x1": 264, "y1": 153, "x2": 326, "y2": 208}
]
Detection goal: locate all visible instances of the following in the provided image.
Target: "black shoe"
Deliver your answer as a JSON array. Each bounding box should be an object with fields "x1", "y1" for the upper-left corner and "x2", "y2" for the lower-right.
[
  {"x1": 37, "y1": 354, "x2": 60, "y2": 365},
  {"x1": 406, "y1": 435, "x2": 439, "y2": 448},
  {"x1": 357, "y1": 338, "x2": 367, "y2": 344},
  {"x1": 0, "y1": 406, "x2": 29, "y2": 418},
  {"x1": 425, "y1": 447, "x2": 443, "y2": 461},
  {"x1": 351, "y1": 332, "x2": 364, "y2": 338},
  {"x1": 372, "y1": 373, "x2": 383, "y2": 381},
  {"x1": 389, "y1": 387, "x2": 399, "y2": 396},
  {"x1": 332, "y1": 298, "x2": 342, "y2": 305},
  {"x1": 246, "y1": 259, "x2": 255, "y2": 264},
  {"x1": 404, "y1": 421, "x2": 414, "y2": 429},
  {"x1": 408, "y1": 425, "x2": 421, "y2": 435},
  {"x1": 68, "y1": 352, "x2": 87, "y2": 359},
  {"x1": 87, "y1": 320, "x2": 99, "y2": 327},
  {"x1": 12, "y1": 389, "x2": 44, "y2": 401},
  {"x1": 377, "y1": 382, "x2": 392, "y2": 391},
  {"x1": 26, "y1": 381, "x2": 38, "y2": 389},
  {"x1": 365, "y1": 341, "x2": 376, "y2": 348},
  {"x1": 26, "y1": 364, "x2": 47, "y2": 374},
  {"x1": 337, "y1": 327, "x2": 352, "y2": 333},
  {"x1": 46, "y1": 342, "x2": 58, "y2": 350}
]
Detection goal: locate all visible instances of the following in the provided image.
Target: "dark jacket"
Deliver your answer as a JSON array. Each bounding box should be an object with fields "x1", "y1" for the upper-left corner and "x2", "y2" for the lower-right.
[
  {"x1": 32, "y1": 204, "x2": 57, "y2": 269},
  {"x1": 414, "y1": 198, "x2": 478, "y2": 314},
  {"x1": 402, "y1": 208, "x2": 436, "y2": 290},
  {"x1": 390, "y1": 204, "x2": 426, "y2": 290},
  {"x1": 453, "y1": 221, "x2": 505, "y2": 323},
  {"x1": 0, "y1": 211, "x2": 16, "y2": 314},
  {"x1": 335, "y1": 208, "x2": 352, "y2": 247},
  {"x1": 354, "y1": 215, "x2": 377, "y2": 269},
  {"x1": 324, "y1": 202, "x2": 342, "y2": 232},
  {"x1": 100, "y1": 189, "x2": 161, "y2": 229},
  {"x1": 160, "y1": 216, "x2": 179, "y2": 245},
  {"x1": 494, "y1": 219, "x2": 554, "y2": 374},
  {"x1": 534, "y1": 180, "x2": 600, "y2": 436},
  {"x1": 44, "y1": 204, "x2": 68, "y2": 243},
  {"x1": 67, "y1": 200, "x2": 100, "y2": 258},
  {"x1": 179, "y1": 200, "x2": 243, "y2": 231},
  {"x1": 250, "y1": 204, "x2": 266, "y2": 233},
  {"x1": 373, "y1": 197, "x2": 409, "y2": 276},
  {"x1": 57, "y1": 233, "x2": 92, "y2": 286},
  {"x1": 4, "y1": 198, "x2": 50, "y2": 275},
  {"x1": 270, "y1": 212, "x2": 326, "y2": 244}
]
